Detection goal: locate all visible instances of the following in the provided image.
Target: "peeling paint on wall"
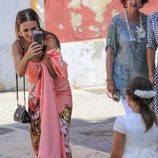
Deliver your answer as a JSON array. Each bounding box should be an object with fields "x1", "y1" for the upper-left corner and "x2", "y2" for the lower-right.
[
  {"x1": 45, "y1": 0, "x2": 122, "y2": 42},
  {"x1": 89, "y1": 25, "x2": 99, "y2": 32},
  {"x1": 68, "y1": 0, "x2": 81, "y2": 9},
  {"x1": 45, "y1": 0, "x2": 158, "y2": 42},
  {"x1": 81, "y1": 0, "x2": 111, "y2": 23},
  {"x1": 70, "y1": 12, "x2": 82, "y2": 31},
  {"x1": 68, "y1": 0, "x2": 111, "y2": 23}
]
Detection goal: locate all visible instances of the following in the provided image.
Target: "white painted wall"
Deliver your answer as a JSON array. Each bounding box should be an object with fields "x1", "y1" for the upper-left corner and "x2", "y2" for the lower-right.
[
  {"x1": 61, "y1": 39, "x2": 106, "y2": 88},
  {"x1": 0, "y1": 1, "x2": 30, "y2": 91},
  {"x1": 0, "y1": 1, "x2": 106, "y2": 91}
]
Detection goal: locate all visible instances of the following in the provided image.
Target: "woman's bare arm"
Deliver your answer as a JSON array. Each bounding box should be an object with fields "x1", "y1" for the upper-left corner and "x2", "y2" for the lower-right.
[
  {"x1": 12, "y1": 41, "x2": 29, "y2": 77},
  {"x1": 44, "y1": 37, "x2": 59, "y2": 78},
  {"x1": 12, "y1": 41, "x2": 42, "y2": 77}
]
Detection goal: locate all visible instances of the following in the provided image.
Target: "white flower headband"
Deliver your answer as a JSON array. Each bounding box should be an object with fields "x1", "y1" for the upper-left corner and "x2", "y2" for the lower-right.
[{"x1": 134, "y1": 90, "x2": 156, "y2": 99}]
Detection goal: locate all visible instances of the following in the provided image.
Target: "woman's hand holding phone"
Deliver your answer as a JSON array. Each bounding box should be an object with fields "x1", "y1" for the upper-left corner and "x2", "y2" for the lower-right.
[
  {"x1": 31, "y1": 30, "x2": 46, "y2": 61},
  {"x1": 25, "y1": 42, "x2": 42, "y2": 62}
]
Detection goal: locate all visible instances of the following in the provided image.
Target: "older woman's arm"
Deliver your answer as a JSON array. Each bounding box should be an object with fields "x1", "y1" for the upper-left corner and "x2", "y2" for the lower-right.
[
  {"x1": 106, "y1": 47, "x2": 115, "y2": 96},
  {"x1": 105, "y1": 18, "x2": 118, "y2": 98}
]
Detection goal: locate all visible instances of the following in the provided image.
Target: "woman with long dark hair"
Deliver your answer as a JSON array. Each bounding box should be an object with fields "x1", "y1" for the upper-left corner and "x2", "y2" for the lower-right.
[{"x1": 12, "y1": 8, "x2": 72, "y2": 158}]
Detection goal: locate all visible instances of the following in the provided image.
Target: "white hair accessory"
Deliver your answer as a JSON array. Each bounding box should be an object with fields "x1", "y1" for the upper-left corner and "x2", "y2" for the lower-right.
[{"x1": 134, "y1": 90, "x2": 156, "y2": 99}]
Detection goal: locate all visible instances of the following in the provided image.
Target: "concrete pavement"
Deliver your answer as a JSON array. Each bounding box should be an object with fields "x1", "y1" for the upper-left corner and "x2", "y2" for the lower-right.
[{"x1": 0, "y1": 87, "x2": 124, "y2": 158}]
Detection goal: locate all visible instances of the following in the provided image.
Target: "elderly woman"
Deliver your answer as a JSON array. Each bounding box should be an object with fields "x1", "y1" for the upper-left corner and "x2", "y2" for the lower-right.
[
  {"x1": 105, "y1": 0, "x2": 149, "y2": 113},
  {"x1": 147, "y1": 11, "x2": 158, "y2": 115}
]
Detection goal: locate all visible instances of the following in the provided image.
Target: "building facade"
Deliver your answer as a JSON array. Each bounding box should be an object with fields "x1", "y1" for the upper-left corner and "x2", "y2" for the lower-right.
[{"x1": 0, "y1": 0, "x2": 157, "y2": 91}]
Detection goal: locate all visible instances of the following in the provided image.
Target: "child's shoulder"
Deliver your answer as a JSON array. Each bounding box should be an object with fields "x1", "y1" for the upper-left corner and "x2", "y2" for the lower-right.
[
  {"x1": 115, "y1": 113, "x2": 140, "y2": 123},
  {"x1": 113, "y1": 113, "x2": 141, "y2": 133},
  {"x1": 115, "y1": 115, "x2": 125, "y2": 122},
  {"x1": 113, "y1": 115, "x2": 126, "y2": 134}
]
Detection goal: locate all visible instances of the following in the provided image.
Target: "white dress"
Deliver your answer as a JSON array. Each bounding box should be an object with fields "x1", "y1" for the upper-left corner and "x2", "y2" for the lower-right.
[{"x1": 114, "y1": 113, "x2": 158, "y2": 158}]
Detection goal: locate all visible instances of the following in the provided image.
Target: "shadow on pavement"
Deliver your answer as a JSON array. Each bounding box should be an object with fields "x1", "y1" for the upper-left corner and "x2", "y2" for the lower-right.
[
  {"x1": 70, "y1": 117, "x2": 115, "y2": 153},
  {"x1": 0, "y1": 117, "x2": 115, "y2": 154}
]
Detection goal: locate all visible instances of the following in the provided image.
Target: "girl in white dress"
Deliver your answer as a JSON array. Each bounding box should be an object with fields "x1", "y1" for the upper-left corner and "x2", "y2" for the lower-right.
[{"x1": 109, "y1": 76, "x2": 158, "y2": 158}]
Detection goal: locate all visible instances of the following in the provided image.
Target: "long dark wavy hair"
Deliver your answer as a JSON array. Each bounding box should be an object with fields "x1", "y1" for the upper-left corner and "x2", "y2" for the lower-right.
[
  {"x1": 120, "y1": 0, "x2": 149, "y2": 8},
  {"x1": 15, "y1": 8, "x2": 60, "y2": 49},
  {"x1": 126, "y1": 76, "x2": 157, "y2": 132}
]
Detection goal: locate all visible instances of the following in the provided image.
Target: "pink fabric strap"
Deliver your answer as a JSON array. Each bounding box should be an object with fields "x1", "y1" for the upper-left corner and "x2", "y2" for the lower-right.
[{"x1": 36, "y1": 61, "x2": 66, "y2": 158}]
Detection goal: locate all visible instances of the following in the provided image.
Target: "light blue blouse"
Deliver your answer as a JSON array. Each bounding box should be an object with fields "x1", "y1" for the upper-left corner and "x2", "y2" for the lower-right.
[{"x1": 106, "y1": 13, "x2": 148, "y2": 98}]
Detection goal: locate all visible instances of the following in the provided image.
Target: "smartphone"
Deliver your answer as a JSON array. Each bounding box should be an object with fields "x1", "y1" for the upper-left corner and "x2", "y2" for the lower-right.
[{"x1": 32, "y1": 31, "x2": 43, "y2": 45}]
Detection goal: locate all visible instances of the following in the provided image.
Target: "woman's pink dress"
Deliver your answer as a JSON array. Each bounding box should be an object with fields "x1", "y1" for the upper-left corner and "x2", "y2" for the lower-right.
[{"x1": 26, "y1": 49, "x2": 72, "y2": 158}]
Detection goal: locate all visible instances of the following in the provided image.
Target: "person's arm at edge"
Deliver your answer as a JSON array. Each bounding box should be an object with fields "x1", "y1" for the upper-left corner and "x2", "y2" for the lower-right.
[
  {"x1": 147, "y1": 48, "x2": 155, "y2": 84},
  {"x1": 109, "y1": 131, "x2": 125, "y2": 158}
]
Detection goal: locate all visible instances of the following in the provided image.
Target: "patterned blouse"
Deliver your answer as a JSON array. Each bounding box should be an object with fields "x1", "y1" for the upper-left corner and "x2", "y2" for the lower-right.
[
  {"x1": 147, "y1": 11, "x2": 158, "y2": 51},
  {"x1": 106, "y1": 13, "x2": 148, "y2": 98},
  {"x1": 147, "y1": 11, "x2": 158, "y2": 115}
]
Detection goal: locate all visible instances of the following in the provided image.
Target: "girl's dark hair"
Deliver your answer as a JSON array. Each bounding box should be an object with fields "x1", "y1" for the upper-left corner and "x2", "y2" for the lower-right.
[
  {"x1": 15, "y1": 8, "x2": 60, "y2": 49},
  {"x1": 120, "y1": 0, "x2": 149, "y2": 8},
  {"x1": 126, "y1": 76, "x2": 157, "y2": 132}
]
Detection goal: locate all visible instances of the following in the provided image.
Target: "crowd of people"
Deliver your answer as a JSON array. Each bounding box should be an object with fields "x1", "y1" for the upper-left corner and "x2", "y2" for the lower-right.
[{"x1": 11, "y1": 0, "x2": 158, "y2": 157}]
